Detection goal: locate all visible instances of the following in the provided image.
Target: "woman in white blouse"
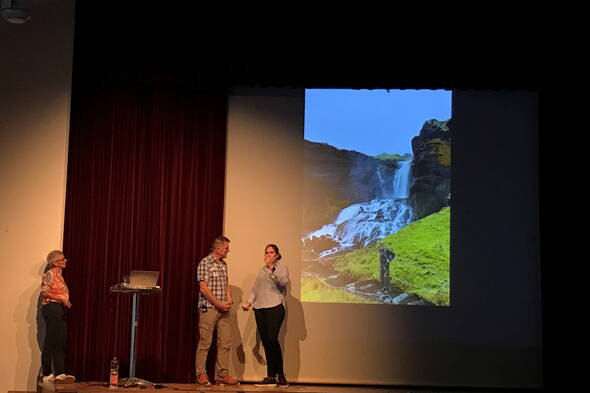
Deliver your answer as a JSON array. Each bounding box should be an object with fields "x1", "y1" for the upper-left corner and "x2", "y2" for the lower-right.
[{"x1": 242, "y1": 244, "x2": 289, "y2": 387}]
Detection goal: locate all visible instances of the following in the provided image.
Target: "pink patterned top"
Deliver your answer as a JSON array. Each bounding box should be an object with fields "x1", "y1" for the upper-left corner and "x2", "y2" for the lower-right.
[{"x1": 41, "y1": 267, "x2": 69, "y2": 305}]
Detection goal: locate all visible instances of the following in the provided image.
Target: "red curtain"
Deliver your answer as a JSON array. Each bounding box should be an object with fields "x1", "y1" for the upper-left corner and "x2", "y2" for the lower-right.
[{"x1": 62, "y1": 81, "x2": 227, "y2": 383}]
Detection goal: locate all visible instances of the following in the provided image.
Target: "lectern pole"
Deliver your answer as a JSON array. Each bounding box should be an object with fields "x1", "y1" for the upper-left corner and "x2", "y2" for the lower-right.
[{"x1": 110, "y1": 286, "x2": 161, "y2": 387}]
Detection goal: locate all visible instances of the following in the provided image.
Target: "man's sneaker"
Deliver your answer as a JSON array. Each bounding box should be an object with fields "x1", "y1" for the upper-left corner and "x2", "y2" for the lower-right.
[
  {"x1": 42, "y1": 374, "x2": 55, "y2": 383},
  {"x1": 254, "y1": 376, "x2": 277, "y2": 387},
  {"x1": 216, "y1": 374, "x2": 240, "y2": 386},
  {"x1": 54, "y1": 374, "x2": 76, "y2": 384},
  {"x1": 277, "y1": 374, "x2": 289, "y2": 387},
  {"x1": 40, "y1": 374, "x2": 55, "y2": 390},
  {"x1": 196, "y1": 373, "x2": 211, "y2": 386}
]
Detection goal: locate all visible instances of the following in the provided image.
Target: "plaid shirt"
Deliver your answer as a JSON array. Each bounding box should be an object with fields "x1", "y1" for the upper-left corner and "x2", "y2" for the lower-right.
[{"x1": 197, "y1": 254, "x2": 229, "y2": 309}]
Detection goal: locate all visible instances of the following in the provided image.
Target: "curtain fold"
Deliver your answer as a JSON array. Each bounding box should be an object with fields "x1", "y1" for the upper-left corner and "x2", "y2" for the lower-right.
[{"x1": 63, "y1": 82, "x2": 227, "y2": 382}]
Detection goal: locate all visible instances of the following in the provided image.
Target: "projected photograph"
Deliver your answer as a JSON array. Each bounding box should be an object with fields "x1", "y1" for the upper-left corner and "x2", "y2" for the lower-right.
[{"x1": 301, "y1": 89, "x2": 451, "y2": 306}]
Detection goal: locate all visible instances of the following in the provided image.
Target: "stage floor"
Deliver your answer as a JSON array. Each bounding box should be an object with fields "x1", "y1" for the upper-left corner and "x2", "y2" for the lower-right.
[{"x1": 38, "y1": 381, "x2": 543, "y2": 393}]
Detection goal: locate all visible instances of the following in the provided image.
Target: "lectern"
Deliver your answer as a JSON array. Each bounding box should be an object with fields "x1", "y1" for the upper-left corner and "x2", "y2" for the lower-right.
[{"x1": 109, "y1": 285, "x2": 162, "y2": 387}]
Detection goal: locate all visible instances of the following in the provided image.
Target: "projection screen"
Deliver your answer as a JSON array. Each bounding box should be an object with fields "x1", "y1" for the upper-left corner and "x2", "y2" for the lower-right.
[{"x1": 224, "y1": 88, "x2": 542, "y2": 388}]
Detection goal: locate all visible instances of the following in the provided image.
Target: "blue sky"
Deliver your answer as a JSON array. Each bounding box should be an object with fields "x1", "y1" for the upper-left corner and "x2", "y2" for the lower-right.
[{"x1": 304, "y1": 89, "x2": 452, "y2": 156}]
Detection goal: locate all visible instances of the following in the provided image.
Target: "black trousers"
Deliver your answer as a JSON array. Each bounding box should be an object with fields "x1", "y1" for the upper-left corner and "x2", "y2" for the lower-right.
[
  {"x1": 254, "y1": 303, "x2": 285, "y2": 377},
  {"x1": 41, "y1": 302, "x2": 67, "y2": 376},
  {"x1": 380, "y1": 261, "x2": 390, "y2": 286}
]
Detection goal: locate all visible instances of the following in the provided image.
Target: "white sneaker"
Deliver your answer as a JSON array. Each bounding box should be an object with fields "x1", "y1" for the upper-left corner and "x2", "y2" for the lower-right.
[
  {"x1": 54, "y1": 374, "x2": 76, "y2": 384},
  {"x1": 41, "y1": 374, "x2": 55, "y2": 390}
]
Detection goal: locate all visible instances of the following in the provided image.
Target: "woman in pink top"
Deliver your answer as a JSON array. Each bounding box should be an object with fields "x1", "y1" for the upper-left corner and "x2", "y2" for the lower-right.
[{"x1": 40, "y1": 250, "x2": 75, "y2": 386}]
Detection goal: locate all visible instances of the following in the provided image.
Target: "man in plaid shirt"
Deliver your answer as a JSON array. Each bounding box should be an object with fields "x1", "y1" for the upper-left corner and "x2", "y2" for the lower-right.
[{"x1": 195, "y1": 235, "x2": 239, "y2": 386}]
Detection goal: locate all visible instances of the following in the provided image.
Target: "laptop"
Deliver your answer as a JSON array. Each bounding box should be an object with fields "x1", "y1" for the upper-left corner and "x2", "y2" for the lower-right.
[{"x1": 128, "y1": 270, "x2": 160, "y2": 288}]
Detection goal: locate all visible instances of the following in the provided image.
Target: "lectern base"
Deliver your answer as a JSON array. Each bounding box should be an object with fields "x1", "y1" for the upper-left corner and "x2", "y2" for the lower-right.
[{"x1": 119, "y1": 377, "x2": 155, "y2": 388}]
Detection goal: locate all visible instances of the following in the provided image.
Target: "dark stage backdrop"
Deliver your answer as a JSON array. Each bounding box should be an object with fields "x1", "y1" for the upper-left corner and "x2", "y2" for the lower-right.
[{"x1": 62, "y1": 81, "x2": 227, "y2": 383}]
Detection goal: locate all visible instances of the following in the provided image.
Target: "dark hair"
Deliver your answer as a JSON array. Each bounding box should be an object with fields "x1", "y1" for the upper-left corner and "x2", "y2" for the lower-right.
[{"x1": 265, "y1": 244, "x2": 282, "y2": 260}]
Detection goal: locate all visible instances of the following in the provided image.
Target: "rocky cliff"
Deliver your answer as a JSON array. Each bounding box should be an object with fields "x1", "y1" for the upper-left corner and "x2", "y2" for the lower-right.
[
  {"x1": 303, "y1": 140, "x2": 397, "y2": 233},
  {"x1": 409, "y1": 119, "x2": 451, "y2": 219}
]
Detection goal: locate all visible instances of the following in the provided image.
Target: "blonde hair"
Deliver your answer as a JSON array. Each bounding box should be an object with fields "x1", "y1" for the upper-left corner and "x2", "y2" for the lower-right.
[{"x1": 46, "y1": 250, "x2": 64, "y2": 265}]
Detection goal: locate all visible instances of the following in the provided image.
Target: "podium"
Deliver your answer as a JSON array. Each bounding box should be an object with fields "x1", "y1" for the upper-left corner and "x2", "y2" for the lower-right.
[{"x1": 109, "y1": 285, "x2": 162, "y2": 387}]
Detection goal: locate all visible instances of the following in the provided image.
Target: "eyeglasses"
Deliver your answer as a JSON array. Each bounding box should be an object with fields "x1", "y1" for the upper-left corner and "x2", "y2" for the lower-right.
[{"x1": 54, "y1": 258, "x2": 67, "y2": 262}]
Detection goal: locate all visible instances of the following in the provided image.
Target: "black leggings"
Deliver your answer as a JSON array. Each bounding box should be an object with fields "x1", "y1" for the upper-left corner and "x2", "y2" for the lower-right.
[
  {"x1": 41, "y1": 302, "x2": 67, "y2": 376},
  {"x1": 254, "y1": 304, "x2": 285, "y2": 377}
]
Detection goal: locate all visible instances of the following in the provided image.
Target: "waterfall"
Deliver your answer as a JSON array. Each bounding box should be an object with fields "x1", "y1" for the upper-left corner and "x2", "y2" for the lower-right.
[
  {"x1": 392, "y1": 160, "x2": 411, "y2": 198},
  {"x1": 376, "y1": 168, "x2": 386, "y2": 197},
  {"x1": 304, "y1": 160, "x2": 415, "y2": 256}
]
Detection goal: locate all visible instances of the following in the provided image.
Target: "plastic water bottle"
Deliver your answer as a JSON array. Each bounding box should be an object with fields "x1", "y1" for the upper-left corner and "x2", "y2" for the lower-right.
[{"x1": 109, "y1": 357, "x2": 119, "y2": 389}]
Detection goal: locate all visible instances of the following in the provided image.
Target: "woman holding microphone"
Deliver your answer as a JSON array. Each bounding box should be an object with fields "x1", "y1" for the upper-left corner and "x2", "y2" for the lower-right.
[{"x1": 242, "y1": 244, "x2": 289, "y2": 387}]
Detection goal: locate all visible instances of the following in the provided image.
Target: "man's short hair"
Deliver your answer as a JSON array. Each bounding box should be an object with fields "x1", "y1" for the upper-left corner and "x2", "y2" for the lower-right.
[
  {"x1": 212, "y1": 235, "x2": 230, "y2": 250},
  {"x1": 47, "y1": 250, "x2": 64, "y2": 265}
]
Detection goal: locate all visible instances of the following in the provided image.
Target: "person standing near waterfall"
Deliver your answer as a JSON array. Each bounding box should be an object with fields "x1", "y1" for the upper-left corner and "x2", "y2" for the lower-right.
[{"x1": 379, "y1": 243, "x2": 395, "y2": 290}]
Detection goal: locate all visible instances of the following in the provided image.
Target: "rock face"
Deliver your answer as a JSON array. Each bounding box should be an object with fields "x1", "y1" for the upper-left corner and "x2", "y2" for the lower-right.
[
  {"x1": 303, "y1": 118, "x2": 451, "y2": 233},
  {"x1": 303, "y1": 140, "x2": 397, "y2": 233},
  {"x1": 302, "y1": 235, "x2": 339, "y2": 254},
  {"x1": 409, "y1": 119, "x2": 451, "y2": 220}
]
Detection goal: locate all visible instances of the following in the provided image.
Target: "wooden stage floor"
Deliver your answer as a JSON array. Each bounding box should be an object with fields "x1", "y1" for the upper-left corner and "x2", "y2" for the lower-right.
[{"x1": 37, "y1": 381, "x2": 545, "y2": 393}]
